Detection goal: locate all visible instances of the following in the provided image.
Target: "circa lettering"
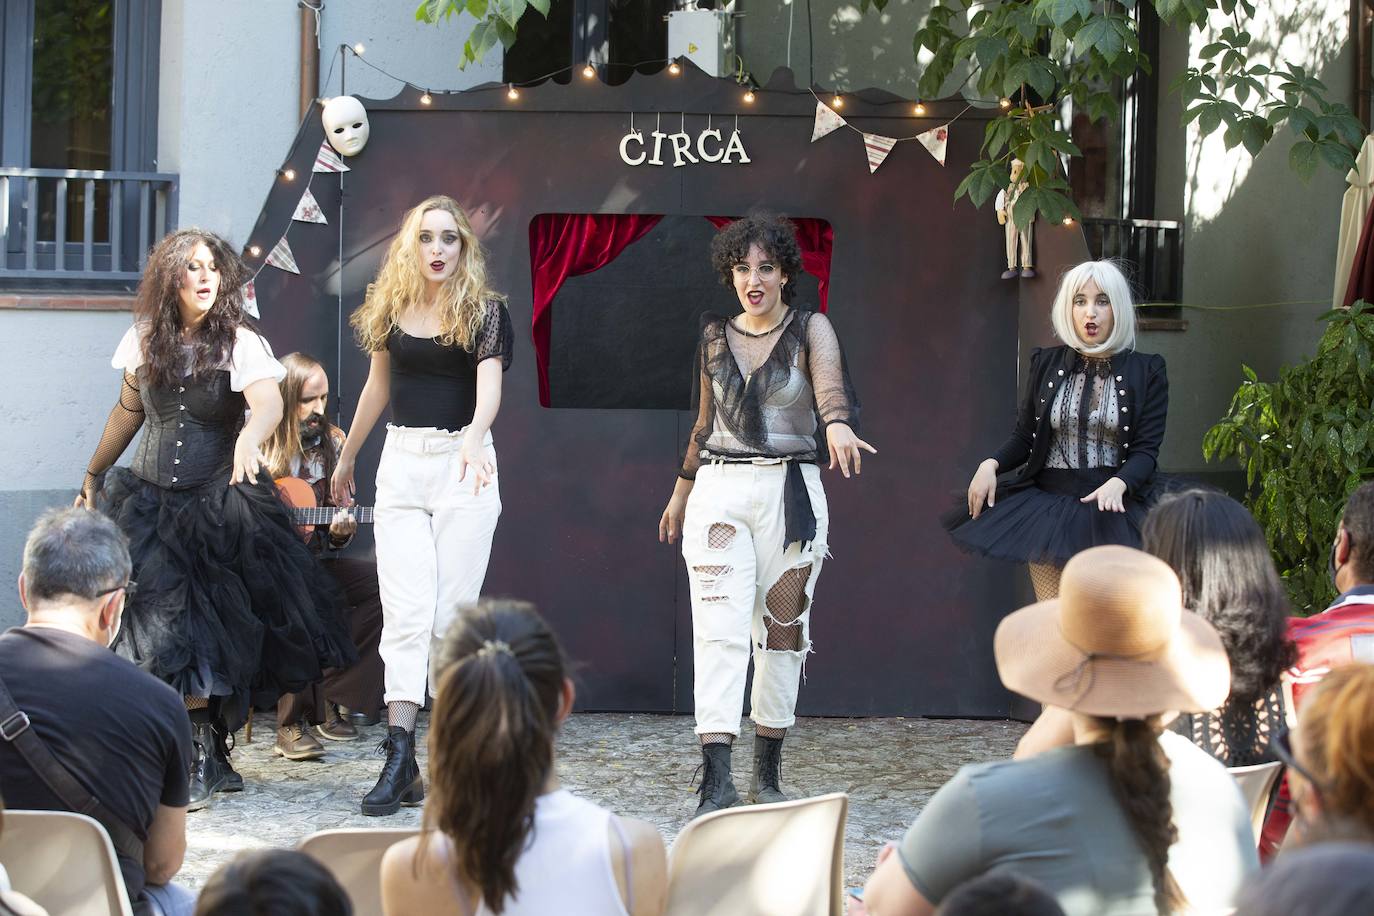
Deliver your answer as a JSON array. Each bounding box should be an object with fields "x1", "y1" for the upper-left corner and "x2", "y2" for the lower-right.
[{"x1": 619, "y1": 124, "x2": 750, "y2": 167}]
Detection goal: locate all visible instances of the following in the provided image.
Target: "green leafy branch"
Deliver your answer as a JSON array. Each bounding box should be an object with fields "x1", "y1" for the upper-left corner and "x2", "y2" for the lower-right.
[{"x1": 415, "y1": 0, "x2": 551, "y2": 70}]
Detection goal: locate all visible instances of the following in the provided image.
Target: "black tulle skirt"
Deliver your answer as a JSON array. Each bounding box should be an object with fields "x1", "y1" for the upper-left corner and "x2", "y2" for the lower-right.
[
  {"x1": 944, "y1": 467, "x2": 1150, "y2": 566},
  {"x1": 97, "y1": 467, "x2": 356, "y2": 703}
]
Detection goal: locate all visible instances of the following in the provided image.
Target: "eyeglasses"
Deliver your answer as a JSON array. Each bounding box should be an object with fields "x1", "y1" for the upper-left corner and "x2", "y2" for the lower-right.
[
  {"x1": 96, "y1": 580, "x2": 137, "y2": 602},
  {"x1": 731, "y1": 262, "x2": 780, "y2": 282},
  {"x1": 1272, "y1": 727, "x2": 1327, "y2": 794}
]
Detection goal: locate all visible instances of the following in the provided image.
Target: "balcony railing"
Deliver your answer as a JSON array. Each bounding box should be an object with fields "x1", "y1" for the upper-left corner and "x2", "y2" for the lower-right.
[
  {"x1": 1081, "y1": 217, "x2": 1183, "y2": 306},
  {"x1": 0, "y1": 168, "x2": 178, "y2": 284}
]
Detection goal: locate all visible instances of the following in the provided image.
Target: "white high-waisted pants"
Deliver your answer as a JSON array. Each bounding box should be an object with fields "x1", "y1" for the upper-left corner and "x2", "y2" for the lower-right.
[
  {"x1": 682, "y1": 461, "x2": 829, "y2": 736},
  {"x1": 374, "y1": 424, "x2": 501, "y2": 705}
]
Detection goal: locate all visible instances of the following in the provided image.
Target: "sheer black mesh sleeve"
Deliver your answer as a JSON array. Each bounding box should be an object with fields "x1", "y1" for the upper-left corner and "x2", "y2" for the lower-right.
[
  {"x1": 83, "y1": 371, "x2": 146, "y2": 496},
  {"x1": 804, "y1": 312, "x2": 860, "y2": 432},
  {"x1": 679, "y1": 335, "x2": 714, "y2": 480},
  {"x1": 473, "y1": 299, "x2": 514, "y2": 370}
]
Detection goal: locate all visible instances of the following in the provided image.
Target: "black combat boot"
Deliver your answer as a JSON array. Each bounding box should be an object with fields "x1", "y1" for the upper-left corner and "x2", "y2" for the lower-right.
[
  {"x1": 750, "y1": 734, "x2": 788, "y2": 804},
  {"x1": 187, "y1": 719, "x2": 229, "y2": 811},
  {"x1": 361, "y1": 726, "x2": 424, "y2": 816},
  {"x1": 694, "y1": 742, "x2": 740, "y2": 817},
  {"x1": 211, "y1": 718, "x2": 244, "y2": 792}
]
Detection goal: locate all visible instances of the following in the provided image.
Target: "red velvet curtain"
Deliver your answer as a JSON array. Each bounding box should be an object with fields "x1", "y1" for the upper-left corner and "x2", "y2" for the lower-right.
[
  {"x1": 1344, "y1": 198, "x2": 1374, "y2": 307},
  {"x1": 529, "y1": 213, "x2": 834, "y2": 406},
  {"x1": 529, "y1": 213, "x2": 663, "y2": 405}
]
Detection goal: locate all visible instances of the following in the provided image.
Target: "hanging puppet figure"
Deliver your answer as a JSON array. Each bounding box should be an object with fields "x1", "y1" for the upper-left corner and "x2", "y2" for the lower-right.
[
  {"x1": 321, "y1": 95, "x2": 370, "y2": 157},
  {"x1": 997, "y1": 158, "x2": 1035, "y2": 279}
]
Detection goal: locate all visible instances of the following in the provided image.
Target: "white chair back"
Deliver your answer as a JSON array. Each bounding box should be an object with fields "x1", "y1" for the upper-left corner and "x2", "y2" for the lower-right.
[
  {"x1": 0, "y1": 810, "x2": 134, "y2": 916},
  {"x1": 1230, "y1": 760, "x2": 1284, "y2": 847},
  {"x1": 298, "y1": 827, "x2": 419, "y2": 915},
  {"x1": 665, "y1": 792, "x2": 848, "y2": 916}
]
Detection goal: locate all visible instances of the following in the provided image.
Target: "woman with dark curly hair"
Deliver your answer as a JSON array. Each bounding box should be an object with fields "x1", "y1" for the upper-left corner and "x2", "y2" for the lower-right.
[
  {"x1": 1016, "y1": 489, "x2": 1296, "y2": 769},
  {"x1": 658, "y1": 212, "x2": 873, "y2": 816},
  {"x1": 78, "y1": 229, "x2": 354, "y2": 809}
]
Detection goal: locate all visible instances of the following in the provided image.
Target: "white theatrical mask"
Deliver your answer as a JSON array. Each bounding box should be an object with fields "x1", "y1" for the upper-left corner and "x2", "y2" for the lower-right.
[{"x1": 322, "y1": 95, "x2": 370, "y2": 157}]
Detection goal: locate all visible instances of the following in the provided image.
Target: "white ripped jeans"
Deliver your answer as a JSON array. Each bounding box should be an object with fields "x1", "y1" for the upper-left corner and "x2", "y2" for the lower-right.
[
  {"x1": 683, "y1": 461, "x2": 829, "y2": 736},
  {"x1": 374, "y1": 425, "x2": 501, "y2": 705}
]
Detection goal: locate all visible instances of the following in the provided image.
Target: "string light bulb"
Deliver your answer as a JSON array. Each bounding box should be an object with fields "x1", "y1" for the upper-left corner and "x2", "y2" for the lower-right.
[
  {"x1": 281, "y1": 168, "x2": 296, "y2": 181},
  {"x1": 832, "y1": 93, "x2": 844, "y2": 108},
  {"x1": 999, "y1": 97, "x2": 1012, "y2": 109},
  {"x1": 248, "y1": 245, "x2": 262, "y2": 258},
  {"x1": 668, "y1": 60, "x2": 681, "y2": 75},
  {"x1": 1062, "y1": 216, "x2": 1076, "y2": 226},
  {"x1": 420, "y1": 89, "x2": 432, "y2": 105},
  {"x1": 582, "y1": 62, "x2": 595, "y2": 78},
  {"x1": 913, "y1": 101, "x2": 927, "y2": 116},
  {"x1": 507, "y1": 84, "x2": 520, "y2": 100},
  {"x1": 352, "y1": 42, "x2": 365, "y2": 55},
  {"x1": 743, "y1": 88, "x2": 756, "y2": 103}
]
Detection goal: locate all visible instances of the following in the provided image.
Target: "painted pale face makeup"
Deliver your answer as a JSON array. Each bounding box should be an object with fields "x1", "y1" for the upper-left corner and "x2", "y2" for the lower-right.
[
  {"x1": 178, "y1": 242, "x2": 220, "y2": 323},
  {"x1": 732, "y1": 242, "x2": 787, "y2": 325},
  {"x1": 1072, "y1": 277, "x2": 1114, "y2": 347},
  {"x1": 418, "y1": 209, "x2": 462, "y2": 287},
  {"x1": 297, "y1": 366, "x2": 329, "y2": 421}
]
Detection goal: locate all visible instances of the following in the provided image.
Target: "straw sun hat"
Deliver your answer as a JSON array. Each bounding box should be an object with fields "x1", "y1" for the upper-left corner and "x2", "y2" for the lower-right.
[{"x1": 994, "y1": 545, "x2": 1231, "y2": 718}]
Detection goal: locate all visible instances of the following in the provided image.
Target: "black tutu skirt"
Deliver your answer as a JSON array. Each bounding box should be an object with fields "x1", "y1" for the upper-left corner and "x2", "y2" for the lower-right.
[
  {"x1": 97, "y1": 467, "x2": 357, "y2": 703},
  {"x1": 944, "y1": 467, "x2": 1150, "y2": 566}
]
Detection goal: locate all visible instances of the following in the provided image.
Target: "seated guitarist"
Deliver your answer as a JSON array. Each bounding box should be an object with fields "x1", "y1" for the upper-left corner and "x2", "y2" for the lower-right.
[{"x1": 263, "y1": 352, "x2": 385, "y2": 760}]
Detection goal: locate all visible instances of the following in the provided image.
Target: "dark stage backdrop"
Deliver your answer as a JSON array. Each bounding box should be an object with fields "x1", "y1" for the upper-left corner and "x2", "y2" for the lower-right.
[{"x1": 246, "y1": 65, "x2": 1089, "y2": 718}]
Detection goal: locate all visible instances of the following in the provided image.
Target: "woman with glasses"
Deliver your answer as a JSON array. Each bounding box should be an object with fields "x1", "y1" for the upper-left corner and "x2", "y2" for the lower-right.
[
  {"x1": 78, "y1": 229, "x2": 354, "y2": 809},
  {"x1": 1275, "y1": 663, "x2": 1374, "y2": 846},
  {"x1": 658, "y1": 212, "x2": 873, "y2": 816}
]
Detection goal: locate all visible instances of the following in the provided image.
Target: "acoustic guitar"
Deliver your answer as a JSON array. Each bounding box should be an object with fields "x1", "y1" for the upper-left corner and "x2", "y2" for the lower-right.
[{"x1": 274, "y1": 476, "x2": 374, "y2": 541}]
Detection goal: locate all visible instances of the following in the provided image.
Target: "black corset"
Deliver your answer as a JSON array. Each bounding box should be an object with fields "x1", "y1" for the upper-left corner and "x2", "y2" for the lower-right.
[{"x1": 131, "y1": 369, "x2": 245, "y2": 489}]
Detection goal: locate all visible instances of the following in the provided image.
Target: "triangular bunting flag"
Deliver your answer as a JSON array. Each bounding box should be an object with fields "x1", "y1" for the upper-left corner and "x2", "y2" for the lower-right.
[
  {"x1": 313, "y1": 141, "x2": 350, "y2": 173},
  {"x1": 917, "y1": 124, "x2": 949, "y2": 166},
  {"x1": 292, "y1": 186, "x2": 328, "y2": 224},
  {"x1": 243, "y1": 280, "x2": 260, "y2": 318},
  {"x1": 265, "y1": 236, "x2": 300, "y2": 275},
  {"x1": 811, "y1": 100, "x2": 846, "y2": 142},
  {"x1": 862, "y1": 132, "x2": 897, "y2": 173}
]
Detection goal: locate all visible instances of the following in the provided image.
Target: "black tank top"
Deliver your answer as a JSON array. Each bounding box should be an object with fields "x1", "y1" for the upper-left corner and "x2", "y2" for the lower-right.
[{"x1": 385, "y1": 300, "x2": 514, "y2": 432}]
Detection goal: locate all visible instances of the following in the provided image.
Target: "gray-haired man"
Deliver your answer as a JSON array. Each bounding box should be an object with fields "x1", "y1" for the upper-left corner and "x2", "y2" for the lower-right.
[{"x1": 0, "y1": 508, "x2": 194, "y2": 916}]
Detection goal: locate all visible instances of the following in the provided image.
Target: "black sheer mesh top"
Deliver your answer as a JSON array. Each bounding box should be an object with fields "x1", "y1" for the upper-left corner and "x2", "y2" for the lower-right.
[
  {"x1": 1169, "y1": 685, "x2": 1285, "y2": 767},
  {"x1": 387, "y1": 299, "x2": 514, "y2": 433},
  {"x1": 680, "y1": 309, "x2": 859, "y2": 479}
]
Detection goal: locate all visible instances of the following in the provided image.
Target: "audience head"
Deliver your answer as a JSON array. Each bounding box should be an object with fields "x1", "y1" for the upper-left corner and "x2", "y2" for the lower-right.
[
  {"x1": 194, "y1": 849, "x2": 351, "y2": 916},
  {"x1": 19, "y1": 508, "x2": 132, "y2": 647},
  {"x1": 1286, "y1": 663, "x2": 1374, "y2": 839},
  {"x1": 425, "y1": 599, "x2": 572, "y2": 914},
  {"x1": 935, "y1": 872, "x2": 1066, "y2": 916},
  {"x1": 1142, "y1": 488, "x2": 1295, "y2": 704},
  {"x1": 995, "y1": 546, "x2": 1230, "y2": 915},
  {"x1": 1333, "y1": 480, "x2": 1374, "y2": 591},
  {"x1": 1049, "y1": 260, "x2": 1136, "y2": 356},
  {"x1": 1234, "y1": 843, "x2": 1374, "y2": 916}
]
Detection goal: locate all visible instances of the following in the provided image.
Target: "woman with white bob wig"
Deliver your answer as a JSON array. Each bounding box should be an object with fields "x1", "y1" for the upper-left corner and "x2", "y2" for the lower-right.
[{"x1": 946, "y1": 260, "x2": 1168, "y2": 599}]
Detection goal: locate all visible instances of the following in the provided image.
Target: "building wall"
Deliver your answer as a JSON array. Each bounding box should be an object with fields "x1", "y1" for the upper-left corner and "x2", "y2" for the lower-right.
[
  {"x1": 1147, "y1": 1, "x2": 1352, "y2": 473},
  {"x1": 0, "y1": 2, "x2": 501, "y2": 629}
]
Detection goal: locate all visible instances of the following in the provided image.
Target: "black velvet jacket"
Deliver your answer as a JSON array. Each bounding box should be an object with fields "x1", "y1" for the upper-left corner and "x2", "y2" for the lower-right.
[{"x1": 989, "y1": 345, "x2": 1168, "y2": 496}]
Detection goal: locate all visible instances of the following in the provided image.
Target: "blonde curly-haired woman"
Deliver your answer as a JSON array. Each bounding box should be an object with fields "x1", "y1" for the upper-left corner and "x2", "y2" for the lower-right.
[{"x1": 331, "y1": 195, "x2": 513, "y2": 816}]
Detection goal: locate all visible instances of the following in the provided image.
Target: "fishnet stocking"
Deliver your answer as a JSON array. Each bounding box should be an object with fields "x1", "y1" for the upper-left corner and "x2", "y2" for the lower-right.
[
  {"x1": 389, "y1": 700, "x2": 420, "y2": 733},
  {"x1": 756, "y1": 726, "x2": 786, "y2": 739},
  {"x1": 700, "y1": 733, "x2": 734, "y2": 745},
  {"x1": 764, "y1": 566, "x2": 812, "y2": 651},
  {"x1": 707, "y1": 523, "x2": 736, "y2": 549},
  {"x1": 83, "y1": 372, "x2": 145, "y2": 498},
  {"x1": 1029, "y1": 563, "x2": 1062, "y2": 601},
  {"x1": 184, "y1": 696, "x2": 209, "y2": 710}
]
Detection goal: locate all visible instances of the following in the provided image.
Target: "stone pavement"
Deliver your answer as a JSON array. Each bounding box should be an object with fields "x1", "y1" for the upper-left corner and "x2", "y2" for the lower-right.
[{"x1": 185, "y1": 712, "x2": 1026, "y2": 894}]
